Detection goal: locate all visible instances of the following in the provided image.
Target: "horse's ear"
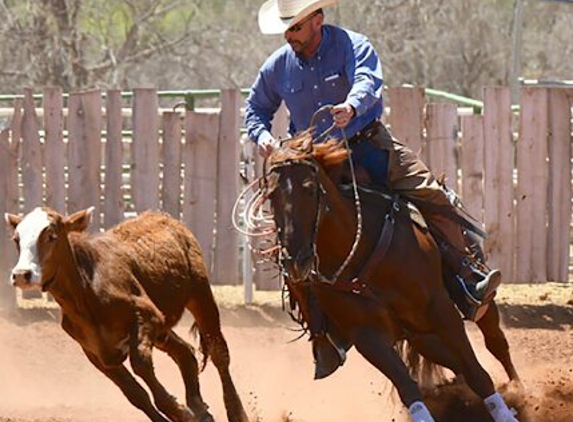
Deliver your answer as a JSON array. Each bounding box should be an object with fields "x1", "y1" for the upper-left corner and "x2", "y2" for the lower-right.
[
  {"x1": 266, "y1": 171, "x2": 279, "y2": 193},
  {"x1": 302, "y1": 134, "x2": 314, "y2": 153},
  {"x1": 64, "y1": 207, "x2": 95, "y2": 232}
]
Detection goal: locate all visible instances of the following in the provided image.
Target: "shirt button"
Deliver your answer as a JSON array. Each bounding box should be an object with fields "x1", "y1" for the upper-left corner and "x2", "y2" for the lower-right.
[
  {"x1": 310, "y1": 67, "x2": 315, "y2": 71},
  {"x1": 313, "y1": 85, "x2": 318, "y2": 89},
  {"x1": 318, "y1": 102, "x2": 322, "y2": 106}
]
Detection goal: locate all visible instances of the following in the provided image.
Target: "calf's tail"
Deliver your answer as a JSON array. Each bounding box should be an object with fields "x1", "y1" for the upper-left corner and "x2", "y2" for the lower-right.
[{"x1": 190, "y1": 322, "x2": 209, "y2": 371}]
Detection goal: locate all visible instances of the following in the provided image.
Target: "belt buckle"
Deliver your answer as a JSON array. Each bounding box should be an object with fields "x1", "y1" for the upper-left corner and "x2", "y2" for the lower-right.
[
  {"x1": 367, "y1": 121, "x2": 381, "y2": 139},
  {"x1": 348, "y1": 131, "x2": 362, "y2": 144}
]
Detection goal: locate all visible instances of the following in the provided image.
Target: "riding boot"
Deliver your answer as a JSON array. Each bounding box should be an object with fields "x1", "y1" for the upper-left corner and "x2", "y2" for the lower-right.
[
  {"x1": 308, "y1": 292, "x2": 348, "y2": 380},
  {"x1": 420, "y1": 207, "x2": 501, "y2": 320},
  {"x1": 457, "y1": 258, "x2": 501, "y2": 305},
  {"x1": 438, "y1": 238, "x2": 502, "y2": 321},
  {"x1": 372, "y1": 123, "x2": 501, "y2": 320}
]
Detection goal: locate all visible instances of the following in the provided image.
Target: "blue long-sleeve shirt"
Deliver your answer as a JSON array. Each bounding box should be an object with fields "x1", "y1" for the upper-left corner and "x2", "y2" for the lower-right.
[{"x1": 245, "y1": 24, "x2": 384, "y2": 144}]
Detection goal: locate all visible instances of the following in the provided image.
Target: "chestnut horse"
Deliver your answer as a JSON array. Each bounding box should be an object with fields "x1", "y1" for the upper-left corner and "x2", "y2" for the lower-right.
[{"x1": 264, "y1": 134, "x2": 519, "y2": 422}]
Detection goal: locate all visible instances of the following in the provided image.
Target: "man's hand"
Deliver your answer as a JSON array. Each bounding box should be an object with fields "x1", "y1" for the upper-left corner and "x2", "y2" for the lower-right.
[
  {"x1": 257, "y1": 132, "x2": 279, "y2": 157},
  {"x1": 331, "y1": 103, "x2": 356, "y2": 128}
]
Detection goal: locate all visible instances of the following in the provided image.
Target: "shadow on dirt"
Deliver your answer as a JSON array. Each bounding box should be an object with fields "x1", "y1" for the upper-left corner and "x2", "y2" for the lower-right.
[
  {"x1": 2, "y1": 301, "x2": 572, "y2": 332},
  {"x1": 498, "y1": 303, "x2": 573, "y2": 330}
]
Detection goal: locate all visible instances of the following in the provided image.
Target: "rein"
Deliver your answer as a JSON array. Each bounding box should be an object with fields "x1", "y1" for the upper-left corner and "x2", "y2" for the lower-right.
[
  {"x1": 233, "y1": 106, "x2": 391, "y2": 300},
  {"x1": 269, "y1": 105, "x2": 365, "y2": 287},
  {"x1": 311, "y1": 106, "x2": 364, "y2": 285}
]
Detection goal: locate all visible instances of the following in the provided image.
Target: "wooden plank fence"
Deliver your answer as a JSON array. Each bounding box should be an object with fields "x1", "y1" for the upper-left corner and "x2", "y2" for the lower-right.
[{"x1": 0, "y1": 86, "x2": 571, "y2": 309}]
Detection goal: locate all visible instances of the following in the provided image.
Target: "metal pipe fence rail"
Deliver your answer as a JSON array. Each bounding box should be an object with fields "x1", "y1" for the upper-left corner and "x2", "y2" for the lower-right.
[{"x1": 0, "y1": 85, "x2": 571, "y2": 310}]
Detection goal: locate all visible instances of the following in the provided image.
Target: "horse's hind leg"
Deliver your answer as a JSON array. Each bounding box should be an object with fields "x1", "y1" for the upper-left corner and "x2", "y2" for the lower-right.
[
  {"x1": 351, "y1": 326, "x2": 437, "y2": 421},
  {"x1": 428, "y1": 295, "x2": 519, "y2": 421},
  {"x1": 427, "y1": 294, "x2": 496, "y2": 397},
  {"x1": 156, "y1": 330, "x2": 214, "y2": 422},
  {"x1": 476, "y1": 301, "x2": 520, "y2": 383},
  {"x1": 186, "y1": 286, "x2": 249, "y2": 422}
]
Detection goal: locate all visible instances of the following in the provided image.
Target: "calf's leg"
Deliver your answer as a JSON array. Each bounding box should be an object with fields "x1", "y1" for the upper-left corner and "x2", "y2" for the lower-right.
[
  {"x1": 156, "y1": 330, "x2": 214, "y2": 422},
  {"x1": 187, "y1": 289, "x2": 249, "y2": 422},
  {"x1": 130, "y1": 321, "x2": 194, "y2": 422},
  {"x1": 82, "y1": 349, "x2": 170, "y2": 422}
]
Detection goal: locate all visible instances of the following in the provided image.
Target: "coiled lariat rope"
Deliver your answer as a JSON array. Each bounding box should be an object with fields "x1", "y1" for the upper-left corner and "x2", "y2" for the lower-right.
[
  {"x1": 232, "y1": 176, "x2": 278, "y2": 261},
  {"x1": 232, "y1": 105, "x2": 364, "y2": 284}
]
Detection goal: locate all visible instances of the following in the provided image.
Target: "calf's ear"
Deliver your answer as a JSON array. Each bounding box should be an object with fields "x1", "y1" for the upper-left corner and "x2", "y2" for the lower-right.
[
  {"x1": 64, "y1": 207, "x2": 95, "y2": 232},
  {"x1": 4, "y1": 213, "x2": 22, "y2": 234}
]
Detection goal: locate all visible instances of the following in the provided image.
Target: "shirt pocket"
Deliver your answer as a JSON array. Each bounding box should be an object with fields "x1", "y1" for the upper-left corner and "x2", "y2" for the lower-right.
[
  {"x1": 320, "y1": 72, "x2": 348, "y2": 103},
  {"x1": 323, "y1": 72, "x2": 342, "y2": 85},
  {"x1": 281, "y1": 79, "x2": 303, "y2": 100}
]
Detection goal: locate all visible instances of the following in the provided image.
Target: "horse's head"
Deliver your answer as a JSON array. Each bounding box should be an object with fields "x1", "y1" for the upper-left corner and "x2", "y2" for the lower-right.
[{"x1": 265, "y1": 132, "x2": 348, "y2": 282}]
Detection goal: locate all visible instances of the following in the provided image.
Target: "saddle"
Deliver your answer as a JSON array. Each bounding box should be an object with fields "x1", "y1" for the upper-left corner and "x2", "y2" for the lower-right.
[
  {"x1": 338, "y1": 183, "x2": 489, "y2": 321},
  {"x1": 339, "y1": 183, "x2": 428, "y2": 232}
]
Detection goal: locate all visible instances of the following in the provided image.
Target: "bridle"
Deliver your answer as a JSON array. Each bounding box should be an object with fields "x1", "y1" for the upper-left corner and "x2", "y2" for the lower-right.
[
  {"x1": 267, "y1": 158, "x2": 322, "y2": 278},
  {"x1": 267, "y1": 150, "x2": 364, "y2": 287},
  {"x1": 233, "y1": 104, "x2": 364, "y2": 287}
]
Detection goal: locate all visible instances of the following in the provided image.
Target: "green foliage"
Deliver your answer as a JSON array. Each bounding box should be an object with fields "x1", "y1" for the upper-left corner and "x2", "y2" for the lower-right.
[
  {"x1": 0, "y1": 0, "x2": 570, "y2": 94},
  {"x1": 80, "y1": 0, "x2": 197, "y2": 48}
]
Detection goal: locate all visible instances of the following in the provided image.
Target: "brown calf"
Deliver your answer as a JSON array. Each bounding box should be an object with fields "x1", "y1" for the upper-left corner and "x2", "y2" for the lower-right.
[{"x1": 4, "y1": 207, "x2": 249, "y2": 422}]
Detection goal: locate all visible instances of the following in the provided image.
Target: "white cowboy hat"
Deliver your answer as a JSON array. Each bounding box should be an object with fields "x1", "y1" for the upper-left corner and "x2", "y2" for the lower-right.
[{"x1": 258, "y1": 0, "x2": 340, "y2": 35}]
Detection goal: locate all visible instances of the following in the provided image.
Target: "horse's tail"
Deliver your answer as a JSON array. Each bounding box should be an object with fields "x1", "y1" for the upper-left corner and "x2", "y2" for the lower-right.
[
  {"x1": 190, "y1": 321, "x2": 209, "y2": 372},
  {"x1": 395, "y1": 339, "x2": 447, "y2": 391}
]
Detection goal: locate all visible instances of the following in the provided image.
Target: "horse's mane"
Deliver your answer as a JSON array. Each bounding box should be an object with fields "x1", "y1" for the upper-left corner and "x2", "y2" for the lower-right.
[{"x1": 268, "y1": 130, "x2": 349, "y2": 169}]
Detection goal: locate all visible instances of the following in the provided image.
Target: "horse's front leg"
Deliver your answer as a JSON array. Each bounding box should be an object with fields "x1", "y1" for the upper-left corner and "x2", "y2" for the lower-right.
[{"x1": 351, "y1": 326, "x2": 436, "y2": 422}]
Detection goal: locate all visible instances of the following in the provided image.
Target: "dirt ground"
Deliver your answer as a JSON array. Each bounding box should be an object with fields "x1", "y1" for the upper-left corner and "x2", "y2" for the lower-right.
[{"x1": 0, "y1": 282, "x2": 571, "y2": 422}]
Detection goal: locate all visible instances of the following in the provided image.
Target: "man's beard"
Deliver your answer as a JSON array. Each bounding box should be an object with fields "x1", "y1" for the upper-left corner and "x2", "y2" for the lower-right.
[{"x1": 288, "y1": 39, "x2": 308, "y2": 54}]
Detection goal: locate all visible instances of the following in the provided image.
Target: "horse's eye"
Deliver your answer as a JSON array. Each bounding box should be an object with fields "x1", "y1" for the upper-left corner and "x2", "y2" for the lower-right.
[
  {"x1": 302, "y1": 180, "x2": 315, "y2": 190},
  {"x1": 267, "y1": 186, "x2": 279, "y2": 201}
]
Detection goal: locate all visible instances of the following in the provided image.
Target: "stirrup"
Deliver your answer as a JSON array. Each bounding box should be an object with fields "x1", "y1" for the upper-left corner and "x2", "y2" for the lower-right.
[
  {"x1": 456, "y1": 268, "x2": 501, "y2": 306},
  {"x1": 456, "y1": 275, "x2": 482, "y2": 306}
]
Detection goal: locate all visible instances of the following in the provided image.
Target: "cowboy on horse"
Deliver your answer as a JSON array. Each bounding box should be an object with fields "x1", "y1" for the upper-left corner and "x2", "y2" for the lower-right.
[{"x1": 245, "y1": 0, "x2": 501, "y2": 381}]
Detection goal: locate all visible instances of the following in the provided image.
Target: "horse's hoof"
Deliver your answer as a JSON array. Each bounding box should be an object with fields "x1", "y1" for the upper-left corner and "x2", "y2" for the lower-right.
[
  {"x1": 313, "y1": 335, "x2": 345, "y2": 380},
  {"x1": 230, "y1": 410, "x2": 250, "y2": 422},
  {"x1": 195, "y1": 411, "x2": 215, "y2": 422}
]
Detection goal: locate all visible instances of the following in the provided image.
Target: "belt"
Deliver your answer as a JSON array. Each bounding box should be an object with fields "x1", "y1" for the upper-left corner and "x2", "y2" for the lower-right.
[{"x1": 348, "y1": 120, "x2": 382, "y2": 144}]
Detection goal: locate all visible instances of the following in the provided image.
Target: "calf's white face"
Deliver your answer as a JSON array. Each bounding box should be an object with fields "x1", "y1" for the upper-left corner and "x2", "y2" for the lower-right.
[{"x1": 5, "y1": 207, "x2": 53, "y2": 290}]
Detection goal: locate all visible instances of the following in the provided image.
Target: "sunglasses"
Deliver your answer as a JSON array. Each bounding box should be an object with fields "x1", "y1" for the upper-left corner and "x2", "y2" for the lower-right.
[{"x1": 286, "y1": 12, "x2": 319, "y2": 33}]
